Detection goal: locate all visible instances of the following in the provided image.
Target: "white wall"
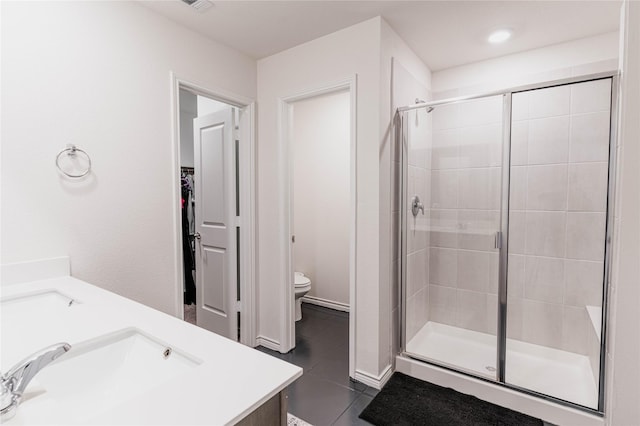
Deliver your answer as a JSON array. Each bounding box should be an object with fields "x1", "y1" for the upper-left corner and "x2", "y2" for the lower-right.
[
  {"x1": 180, "y1": 89, "x2": 197, "y2": 168},
  {"x1": 257, "y1": 17, "x2": 382, "y2": 376},
  {"x1": 292, "y1": 90, "x2": 350, "y2": 307},
  {"x1": 1, "y1": 1, "x2": 256, "y2": 315},
  {"x1": 380, "y1": 20, "x2": 432, "y2": 373},
  {"x1": 607, "y1": 1, "x2": 640, "y2": 424},
  {"x1": 196, "y1": 96, "x2": 229, "y2": 117},
  {"x1": 432, "y1": 32, "x2": 619, "y2": 96},
  {"x1": 255, "y1": 16, "x2": 432, "y2": 382},
  {"x1": 256, "y1": 16, "x2": 432, "y2": 383}
]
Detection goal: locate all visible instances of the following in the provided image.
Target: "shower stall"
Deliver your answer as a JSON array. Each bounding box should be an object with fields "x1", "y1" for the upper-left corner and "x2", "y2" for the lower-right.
[{"x1": 398, "y1": 72, "x2": 617, "y2": 413}]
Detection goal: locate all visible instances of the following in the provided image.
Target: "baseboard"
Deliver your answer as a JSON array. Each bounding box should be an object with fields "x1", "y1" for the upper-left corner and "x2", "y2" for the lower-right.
[
  {"x1": 302, "y1": 295, "x2": 349, "y2": 312},
  {"x1": 1, "y1": 256, "x2": 70, "y2": 286},
  {"x1": 256, "y1": 335, "x2": 281, "y2": 352},
  {"x1": 395, "y1": 355, "x2": 604, "y2": 426},
  {"x1": 354, "y1": 364, "x2": 393, "y2": 390}
]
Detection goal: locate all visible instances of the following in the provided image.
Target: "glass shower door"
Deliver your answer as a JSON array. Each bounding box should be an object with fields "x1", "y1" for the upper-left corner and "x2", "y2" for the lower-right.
[
  {"x1": 403, "y1": 94, "x2": 505, "y2": 380},
  {"x1": 504, "y1": 78, "x2": 613, "y2": 409},
  {"x1": 400, "y1": 74, "x2": 616, "y2": 412}
]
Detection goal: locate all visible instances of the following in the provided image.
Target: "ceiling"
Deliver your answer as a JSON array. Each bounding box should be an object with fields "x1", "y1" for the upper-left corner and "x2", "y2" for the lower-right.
[{"x1": 141, "y1": 1, "x2": 621, "y2": 71}]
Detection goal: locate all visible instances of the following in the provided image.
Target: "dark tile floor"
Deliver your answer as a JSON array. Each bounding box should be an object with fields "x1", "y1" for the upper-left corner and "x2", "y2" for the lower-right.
[{"x1": 257, "y1": 304, "x2": 378, "y2": 426}]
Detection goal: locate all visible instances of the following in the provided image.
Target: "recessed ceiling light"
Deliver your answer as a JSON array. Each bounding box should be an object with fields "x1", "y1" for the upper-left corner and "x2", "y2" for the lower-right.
[{"x1": 488, "y1": 29, "x2": 512, "y2": 44}]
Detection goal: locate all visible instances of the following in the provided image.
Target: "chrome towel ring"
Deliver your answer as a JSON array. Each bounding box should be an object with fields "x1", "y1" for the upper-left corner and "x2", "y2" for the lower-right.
[{"x1": 55, "y1": 144, "x2": 92, "y2": 178}]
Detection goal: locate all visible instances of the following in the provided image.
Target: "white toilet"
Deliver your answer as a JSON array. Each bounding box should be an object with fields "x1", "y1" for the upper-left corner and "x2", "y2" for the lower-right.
[{"x1": 294, "y1": 272, "x2": 311, "y2": 321}]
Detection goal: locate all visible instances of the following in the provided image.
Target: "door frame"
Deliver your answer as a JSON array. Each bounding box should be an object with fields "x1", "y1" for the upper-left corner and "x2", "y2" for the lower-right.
[
  {"x1": 278, "y1": 76, "x2": 357, "y2": 378},
  {"x1": 170, "y1": 72, "x2": 257, "y2": 346}
]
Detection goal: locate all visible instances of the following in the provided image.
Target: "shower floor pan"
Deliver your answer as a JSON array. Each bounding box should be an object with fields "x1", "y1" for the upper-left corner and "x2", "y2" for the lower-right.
[{"x1": 406, "y1": 321, "x2": 597, "y2": 409}]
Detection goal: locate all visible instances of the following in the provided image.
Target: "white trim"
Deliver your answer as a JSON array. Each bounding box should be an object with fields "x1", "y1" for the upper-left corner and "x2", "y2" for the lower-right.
[
  {"x1": 256, "y1": 335, "x2": 281, "y2": 352},
  {"x1": 169, "y1": 73, "x2": 183, "y2": 320},
  {"x1": 301, "y1": 296, "x2": 350, "y2": 313},
  {"x1": 348, "y1": 77, "x2": 358, "y2": 381},
  {"x1": 277, "y1": 96, "x2": 295, "y2": 353},
  {"x1": 169, "y1": 72, "x2": 257, "y2": 346},
  {"x1": 354, "y1": 365, "x2": 393, "y2": 390},
  {"x1": 238, "y1": 102, "x2": 257, "y2": 347},
  {"x1": 173, "y1": 74, "x2": 255, "y2": 108},
  {"x1": 278, "y1": 76, "x2": 358, "y2": 377},
  {"x1": 1, "y1": 257, "x2": 70, "y2": 286},
  {"x1": 396, "y1": 356, "x2": 604, "y2": 426}
]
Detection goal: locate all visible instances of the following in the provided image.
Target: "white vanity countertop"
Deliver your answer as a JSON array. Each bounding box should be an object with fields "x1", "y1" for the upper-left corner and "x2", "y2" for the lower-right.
[{"x1": 1, "y1": 276, "x2": 302, "y2": 425}]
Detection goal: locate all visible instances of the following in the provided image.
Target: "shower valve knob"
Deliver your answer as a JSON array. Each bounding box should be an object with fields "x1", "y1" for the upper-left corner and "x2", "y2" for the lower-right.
[{"x1": 411, "y1": 196, "x2": 425, "y2": 217}]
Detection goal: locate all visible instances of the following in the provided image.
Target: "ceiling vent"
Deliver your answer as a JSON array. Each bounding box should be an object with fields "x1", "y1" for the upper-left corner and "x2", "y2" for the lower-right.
[{"x1": 181, "y1": 0, "x2": 213, "y2": 13}]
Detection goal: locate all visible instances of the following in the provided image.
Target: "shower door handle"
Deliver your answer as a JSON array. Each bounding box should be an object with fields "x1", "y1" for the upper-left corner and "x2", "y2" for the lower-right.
[
  {"x1": 411, "y1": 196, "x2": 424, "y2": 217},
  {"x1": 494, "y1": 231, "x2": 502, "y2": 249}
]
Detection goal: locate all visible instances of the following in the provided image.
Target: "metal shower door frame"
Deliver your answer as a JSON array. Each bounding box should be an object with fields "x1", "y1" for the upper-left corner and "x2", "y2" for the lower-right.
[{"x1": 397, "y1": 71, "x2": 619, "y2": 415}]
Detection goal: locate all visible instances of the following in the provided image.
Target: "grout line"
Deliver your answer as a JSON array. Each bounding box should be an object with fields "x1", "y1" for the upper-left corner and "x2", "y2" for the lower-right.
[{"x1": 330, "y1": 393, "x2": 366, "y2": 426}]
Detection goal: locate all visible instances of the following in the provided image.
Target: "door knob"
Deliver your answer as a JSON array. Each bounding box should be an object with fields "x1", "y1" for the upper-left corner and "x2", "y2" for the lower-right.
[{"x1": 192, "y1": 232, "x2": 201, "y2": 240}]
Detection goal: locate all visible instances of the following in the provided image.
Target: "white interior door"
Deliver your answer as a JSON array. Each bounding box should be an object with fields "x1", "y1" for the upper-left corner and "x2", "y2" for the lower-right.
[{"x1": 194, "y1": 108, "x2": 237, "y2": 340}]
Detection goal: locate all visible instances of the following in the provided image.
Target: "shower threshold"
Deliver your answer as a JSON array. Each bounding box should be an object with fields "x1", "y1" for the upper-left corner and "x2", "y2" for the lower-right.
[{"x1": 406, "y1": 321, "x2": 597, "y2": 409}]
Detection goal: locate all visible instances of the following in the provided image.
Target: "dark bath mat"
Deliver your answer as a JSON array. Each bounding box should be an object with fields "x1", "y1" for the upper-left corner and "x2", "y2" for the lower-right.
[{"x1": 359, "y1": 372, "x2": 543, "y2": 426}]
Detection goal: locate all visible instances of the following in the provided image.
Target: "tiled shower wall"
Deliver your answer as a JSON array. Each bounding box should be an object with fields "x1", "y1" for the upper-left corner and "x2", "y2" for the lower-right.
[
  {"x1": 507, "y1": 79, "x2": 611, "y2": 355},
  {"x1": 392, "y1": 58, "x2": 431, "y2": 350},
  {"x1": 403, "y1": 76, "x2": 611, "y2": 365},
  {"x1": 420, "y1": 79, "x2": 611, "y2": 359},
  {"x1": 405, "y1": 107, "x2": 432, "y2": 342},
  {"x1": 427, "y1": 96, "x2": 504, "y2": 335}
]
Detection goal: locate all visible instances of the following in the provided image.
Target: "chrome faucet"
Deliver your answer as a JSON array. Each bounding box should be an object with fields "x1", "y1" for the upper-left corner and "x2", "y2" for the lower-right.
[{"x1": 1, "y1": 343, "x2": 71, "y2": 420}]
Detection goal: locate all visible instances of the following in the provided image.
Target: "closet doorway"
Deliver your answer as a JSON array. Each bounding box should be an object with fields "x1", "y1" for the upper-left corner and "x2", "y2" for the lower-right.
[{"x1": 173, "y1": 76, "x2": 256, "y2": 346}]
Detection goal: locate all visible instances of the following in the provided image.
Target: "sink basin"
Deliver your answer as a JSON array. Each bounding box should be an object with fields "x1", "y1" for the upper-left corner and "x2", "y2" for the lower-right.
[
  {"x1": 1, "y1": 289, "x2": 78, "y2": 317},
  {"x1": 8, "y1": 328, "x2": 201, "y2": 424},
  {"x1": 1, "y1": 290, "x2": 81, "y2": 368}
]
